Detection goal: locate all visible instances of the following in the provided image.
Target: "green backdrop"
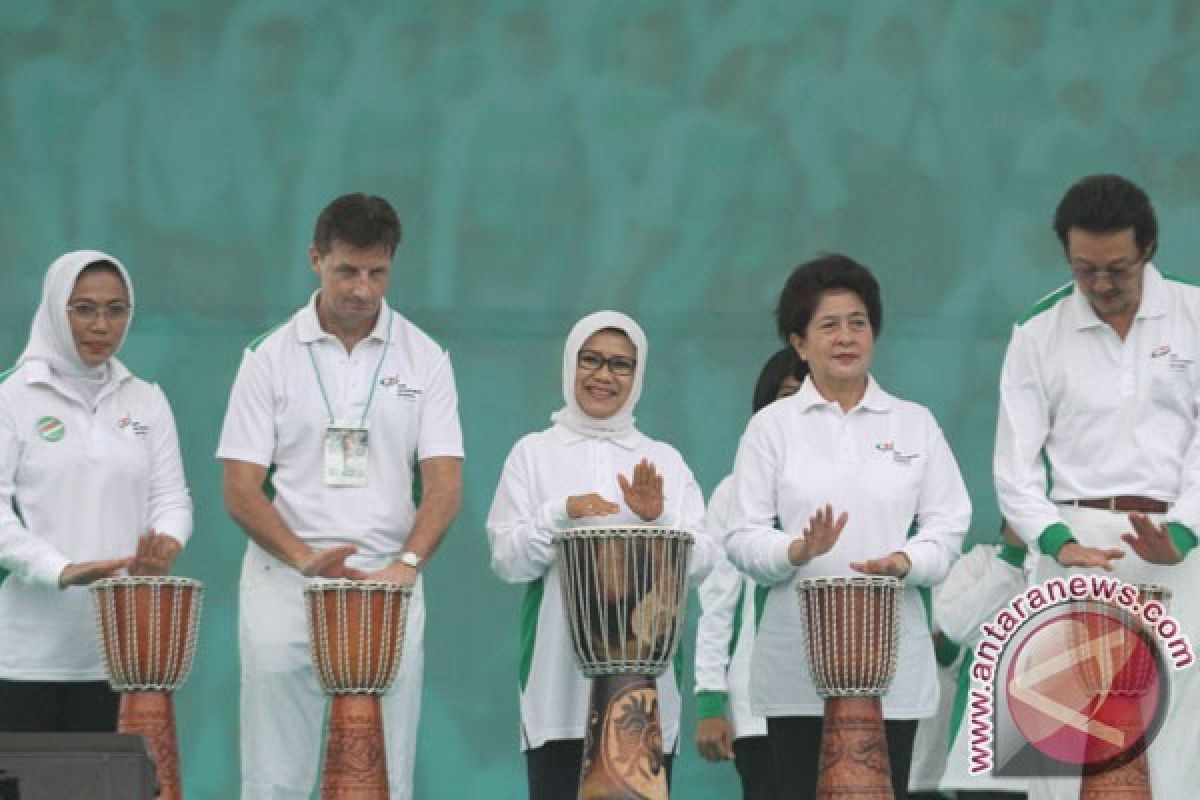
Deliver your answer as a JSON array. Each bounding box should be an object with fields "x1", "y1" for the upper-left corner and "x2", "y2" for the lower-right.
[{"x1": 3, "y1": 1, "x2": 1199, "y2": 796}]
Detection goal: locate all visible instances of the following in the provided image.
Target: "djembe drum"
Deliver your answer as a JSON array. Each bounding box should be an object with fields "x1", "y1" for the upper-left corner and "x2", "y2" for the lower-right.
[
  {"x1": 1075, "y1": 584, "x2": 1171, "y2": 800},
  {"x1": 305, "y1": 580, "x2": 412, "y2": 800},
  {"x1": 557, "y1": 526, "x2": 693, "y2": 800},
  {"x1": 797, "y1": 576, "x2": 902, "y2": 799},
  {"x1": 91, "y1": 576, "x2": 204, "y2": 800}
]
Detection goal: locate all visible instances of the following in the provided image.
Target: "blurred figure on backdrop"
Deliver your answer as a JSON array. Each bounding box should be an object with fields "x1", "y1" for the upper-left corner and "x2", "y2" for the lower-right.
[
  {"x1": 217, "y1": 194, "x2": 463, "y2": 799},
  {"x1": 0, "y1": 250, "x2": 192, "y2": 732},
  {"x1": 693, "y1": 346, "x2": 802, "y2": 800},
  {"x1": 486, "y1": 310, "x2": 714, "y2": 800},
  {"x1": 994, "y1": 173, "x2": 1200, "y2": 798},
  {"x1": 725, "y1": 254, "x2": 971, "y2": 798}
]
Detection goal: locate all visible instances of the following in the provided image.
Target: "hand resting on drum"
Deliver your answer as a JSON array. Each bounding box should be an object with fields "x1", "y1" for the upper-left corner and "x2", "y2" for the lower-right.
[
  {"x1": 58, "y1": 530, "x2": 184, "y2": 588},
  {"x1": 567, "y1": 493, "x2": 621, "y2": 519},
  {"x1": 298, "y1": 544, "x2": 368, "y2": 580},
  {"x1": 58, "y1": 557, "x2": 135, "y2": 588},
  {"x1": 849, "y1": 551, "x2": 912, "y2": 578}
]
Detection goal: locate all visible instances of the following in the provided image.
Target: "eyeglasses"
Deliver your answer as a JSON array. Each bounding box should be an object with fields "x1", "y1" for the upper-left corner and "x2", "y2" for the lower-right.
[
  {"x1": 577, "y1": 350, "x2": 637, "y2": 376},
  {"x1": 66, "y1": 302, "x2": 133, "y2": 323},
  {"x1": 1070, "y1": 259, "x2": 1142, "y2": 283}
]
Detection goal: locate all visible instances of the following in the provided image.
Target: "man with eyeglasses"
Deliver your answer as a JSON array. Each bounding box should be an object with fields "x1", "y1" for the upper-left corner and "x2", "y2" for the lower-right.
[{"x1": 994, "y1": 174, "x2": 1200, "y2": 796}]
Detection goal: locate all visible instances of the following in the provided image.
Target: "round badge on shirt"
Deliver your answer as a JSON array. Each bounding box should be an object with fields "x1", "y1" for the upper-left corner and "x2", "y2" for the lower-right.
[{"x1": 36, "y1": 416, "x2": 65, "y2": 442}]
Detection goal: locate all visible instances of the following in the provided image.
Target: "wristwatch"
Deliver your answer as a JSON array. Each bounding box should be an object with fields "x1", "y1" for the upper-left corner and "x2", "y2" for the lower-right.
[{"x1": 398, "y1": 551, "x2": 423, "y2": 570}]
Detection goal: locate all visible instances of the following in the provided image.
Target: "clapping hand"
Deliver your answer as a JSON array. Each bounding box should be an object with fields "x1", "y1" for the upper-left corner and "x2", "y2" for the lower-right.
[
  {"x1": 1121, "y1": 513, "x2": 1183, "y2": 565},
  {"x1": 788, "y1": 504, "x2": 848, "y2": 566},
  {"x1": 618, "y1": 459, "x2": 664, "y2": 522},
  {"x1": 129, "y1": 531, "x2": 182, "y2": 576}
]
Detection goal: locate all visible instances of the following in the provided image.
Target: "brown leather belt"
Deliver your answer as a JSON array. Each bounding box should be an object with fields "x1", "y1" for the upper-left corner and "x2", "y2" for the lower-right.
[{"x1": 1062, "y1": 496, "x2": 1169, "y2": 513}]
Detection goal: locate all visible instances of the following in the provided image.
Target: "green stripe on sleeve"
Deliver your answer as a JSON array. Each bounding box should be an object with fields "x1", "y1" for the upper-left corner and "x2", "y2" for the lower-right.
[
  {"x1": 519, "y1": 578, "x2": 544, "y2": 691},
  {"x1": 696, "y1": 691, "x2": 727, "y2": 719},
  {"x1": 754, "y1": 584, "x2": 769, "y2": 629},
  {"x1": 1167, "y1": 522, "x2": 1198, "y2": 558},
  {"x1": 997, "y1": 542, "x2": 1027, "y2": 568},
  {"x1": 1037, "y1": 522, "x2": 1075, "y2": 557},
  {"x1": 728, "y1": 583, "x2": 747, "y2": 658}
]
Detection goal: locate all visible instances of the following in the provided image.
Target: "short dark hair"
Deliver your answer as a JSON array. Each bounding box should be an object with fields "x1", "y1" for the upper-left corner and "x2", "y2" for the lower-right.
[
  {"x1": 1053, "y1": 174, "x2": 1157, "y2": 258},
  {"x1": 751, "y1": 347, "x2": 806, "y2": 414},
  {"x1": 775, "y1": 254, "x2": 883, "y2": 342},
  {"x1": 312, "y1": 193, "x2": 402, "y2": 256}
]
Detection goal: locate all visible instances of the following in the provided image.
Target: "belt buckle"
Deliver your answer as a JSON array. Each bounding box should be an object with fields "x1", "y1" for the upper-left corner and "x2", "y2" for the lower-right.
[{"x1": 1108, "y1": 497, "x2": 1119, "y2": 512}]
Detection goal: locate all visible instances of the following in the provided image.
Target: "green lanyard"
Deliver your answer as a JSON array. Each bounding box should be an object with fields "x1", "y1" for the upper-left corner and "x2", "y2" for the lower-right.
[{"x1": 306, "y1": 310, "x2": 393, "y2": 427}]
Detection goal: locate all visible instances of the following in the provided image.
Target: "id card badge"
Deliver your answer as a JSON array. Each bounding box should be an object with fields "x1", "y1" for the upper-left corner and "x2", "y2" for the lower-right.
[{"x1": 324, "y1": 423, "x2": 369, "y2": 487}]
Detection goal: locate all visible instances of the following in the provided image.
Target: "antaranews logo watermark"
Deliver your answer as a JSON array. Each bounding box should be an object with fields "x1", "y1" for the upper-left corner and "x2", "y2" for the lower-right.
[{"x1": 967, "y1": 574, "x2": 1192, "y2": 779}]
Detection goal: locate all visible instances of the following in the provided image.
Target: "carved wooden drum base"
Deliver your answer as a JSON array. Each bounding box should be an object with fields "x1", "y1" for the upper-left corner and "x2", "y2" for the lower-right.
[
  {"x1": 320, "y1": 695, "x2": 390, "y2": 799},
  {"x1": 579, "y1": 674, "x2": 668, "y2": 800},
  {"x1": 816, "y1": 696, "x2": 893, "y2": 800},
  {"x1": 119, "y1": 691, "x2": 182, "y2": 800}
]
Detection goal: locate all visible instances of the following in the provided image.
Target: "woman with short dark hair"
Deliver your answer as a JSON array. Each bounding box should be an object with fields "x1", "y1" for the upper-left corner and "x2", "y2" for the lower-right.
[{"x1": 726, "y1": 254, "x2": 971, "y2": 798}]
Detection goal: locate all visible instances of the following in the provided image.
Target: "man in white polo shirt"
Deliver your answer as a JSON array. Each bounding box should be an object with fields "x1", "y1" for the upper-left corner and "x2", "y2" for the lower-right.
[
  {"x1": 994, "y1": 174, "x2": 1200, "y2": 796},
  {"x1": 217, "y1": 193, "x2": 463, "y2": 800}
]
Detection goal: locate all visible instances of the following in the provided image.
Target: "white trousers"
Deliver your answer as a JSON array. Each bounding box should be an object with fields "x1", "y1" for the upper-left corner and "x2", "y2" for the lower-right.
[
  {"x1": 1026, "y1": 506, "x2": 1200, "y2": 799},
  {"x1": 238, "y1": 544, "x2": 425, "y2": 800}
]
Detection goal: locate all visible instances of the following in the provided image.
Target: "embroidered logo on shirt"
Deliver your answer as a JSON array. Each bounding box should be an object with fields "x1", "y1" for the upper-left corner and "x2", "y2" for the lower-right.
[
  {"x1": 1151, "y1": 344, "x2": 1170, "y2": 358},
  {"x1": 380, "y1": 375, "x2": 422, "y2": 401},
  {"x1": 876, "y1": 441, "x2": 919, "y2": 465},
  {"x1": 36, "y1": 416, "x2": 65, "y2": 442},
  {"x1": 117, "y1": 415, "x2": 150, "y2": 436},
  {"x1": 1170, "y1": 354, "x2": 1193, "y2": 372}
]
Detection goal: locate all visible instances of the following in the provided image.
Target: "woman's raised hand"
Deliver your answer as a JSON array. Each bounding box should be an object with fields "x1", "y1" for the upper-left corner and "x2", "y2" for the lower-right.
[
  {"x1": 618, "y1": 459, "x2": 664, "y2": 522},
  {"x1": 788, "y1": 504, "x2": 849, "y2": 566}
]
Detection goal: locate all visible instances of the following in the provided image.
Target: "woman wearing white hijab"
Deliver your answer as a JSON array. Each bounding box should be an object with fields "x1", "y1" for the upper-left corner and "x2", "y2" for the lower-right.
[
  {"x1": 487, "y1": 310, "x2": 713, "y2": 799},
  {"x1": 0, "y1": 250, "x2": 193, "y2": 732}
]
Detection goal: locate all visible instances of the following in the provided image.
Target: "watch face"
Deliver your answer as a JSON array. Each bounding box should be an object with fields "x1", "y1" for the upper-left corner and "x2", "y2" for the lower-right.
[{"x1": 401, "y1": 552, "x2": 421, "y2": 568}]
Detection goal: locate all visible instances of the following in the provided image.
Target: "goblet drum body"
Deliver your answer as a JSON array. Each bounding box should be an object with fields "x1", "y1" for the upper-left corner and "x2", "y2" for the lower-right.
[
  {"x1": 92, "y1": 576, "x2": 204, "y2": 800},
  {"x1": 305, "y1": 580, "x2": 412, "y2": 800},
  {"x1": 797, "y1": 575, "x2": 902, "y2": 800},
  {"x1": 556, "y1": 527, "x2": 693, "y2": 800}
]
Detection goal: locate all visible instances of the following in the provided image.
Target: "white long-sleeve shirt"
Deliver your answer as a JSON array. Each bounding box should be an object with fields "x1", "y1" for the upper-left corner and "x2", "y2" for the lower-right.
[
  {"x1": 994, "y1": 264, "x2": 1200, "y2": 554},
  {"x1": 726, "y1": 376, "x2": 970, "y2": 717},
  {"x1": 694, "y1": 476, "x2": 767, "y2": 738},
  {"x1": 0, "y1": 360, "x2": 193, "y2": 679},
  {"x1": 486, "y1": 423, "x2": 711, "y2": 751}
]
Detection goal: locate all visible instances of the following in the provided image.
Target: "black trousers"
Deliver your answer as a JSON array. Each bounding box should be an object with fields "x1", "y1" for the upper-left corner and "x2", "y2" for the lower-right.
[
  {"x1": 0, "y1": 679, "x2": 119, "y2": 733},
  {"x1": 733, "y1": 734, "x2": 782, "y2": 800},
  {"x1": 525, "y1": 739, "x2": 675, "y2": 800},
  {"x1": 766, "y1": 715, "x2": 919, "y2": 799}
]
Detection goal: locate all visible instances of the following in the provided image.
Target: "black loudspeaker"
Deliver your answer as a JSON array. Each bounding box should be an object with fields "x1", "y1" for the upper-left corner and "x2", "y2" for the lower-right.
[{"x1": 0, "y1": 734, "x2": 158, "y2": 799}]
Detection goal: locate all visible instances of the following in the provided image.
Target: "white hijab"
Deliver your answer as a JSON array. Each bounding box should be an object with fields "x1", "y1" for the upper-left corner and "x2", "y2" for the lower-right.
[
  {"x1": 551, "y1": 310, "x2": 647, "y2": 445},
  {"x1": 18, "y1": 250, "x2": 135, "y2": 381}
]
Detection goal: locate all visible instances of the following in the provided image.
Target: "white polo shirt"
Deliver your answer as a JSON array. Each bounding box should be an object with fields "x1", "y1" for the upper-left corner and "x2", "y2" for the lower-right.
[
  {"x1": 0, "y1": 360, "x2": 193, "y2": 679},
  {"x1": 486, "y1": 423, "x2": 712, "y2": 751},
  {"x1": 694, "y1": 475, "x2": 768, "y2": 739},
  {"x1": 216, "y1": 295, "x2": 463, "y2": 555},
  {"x1": 994, "y1": 264, "x2": 1200, "y2": 553},
  {"x1": 726, "y1": 375, "x2": 970, "y2": 717}
]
